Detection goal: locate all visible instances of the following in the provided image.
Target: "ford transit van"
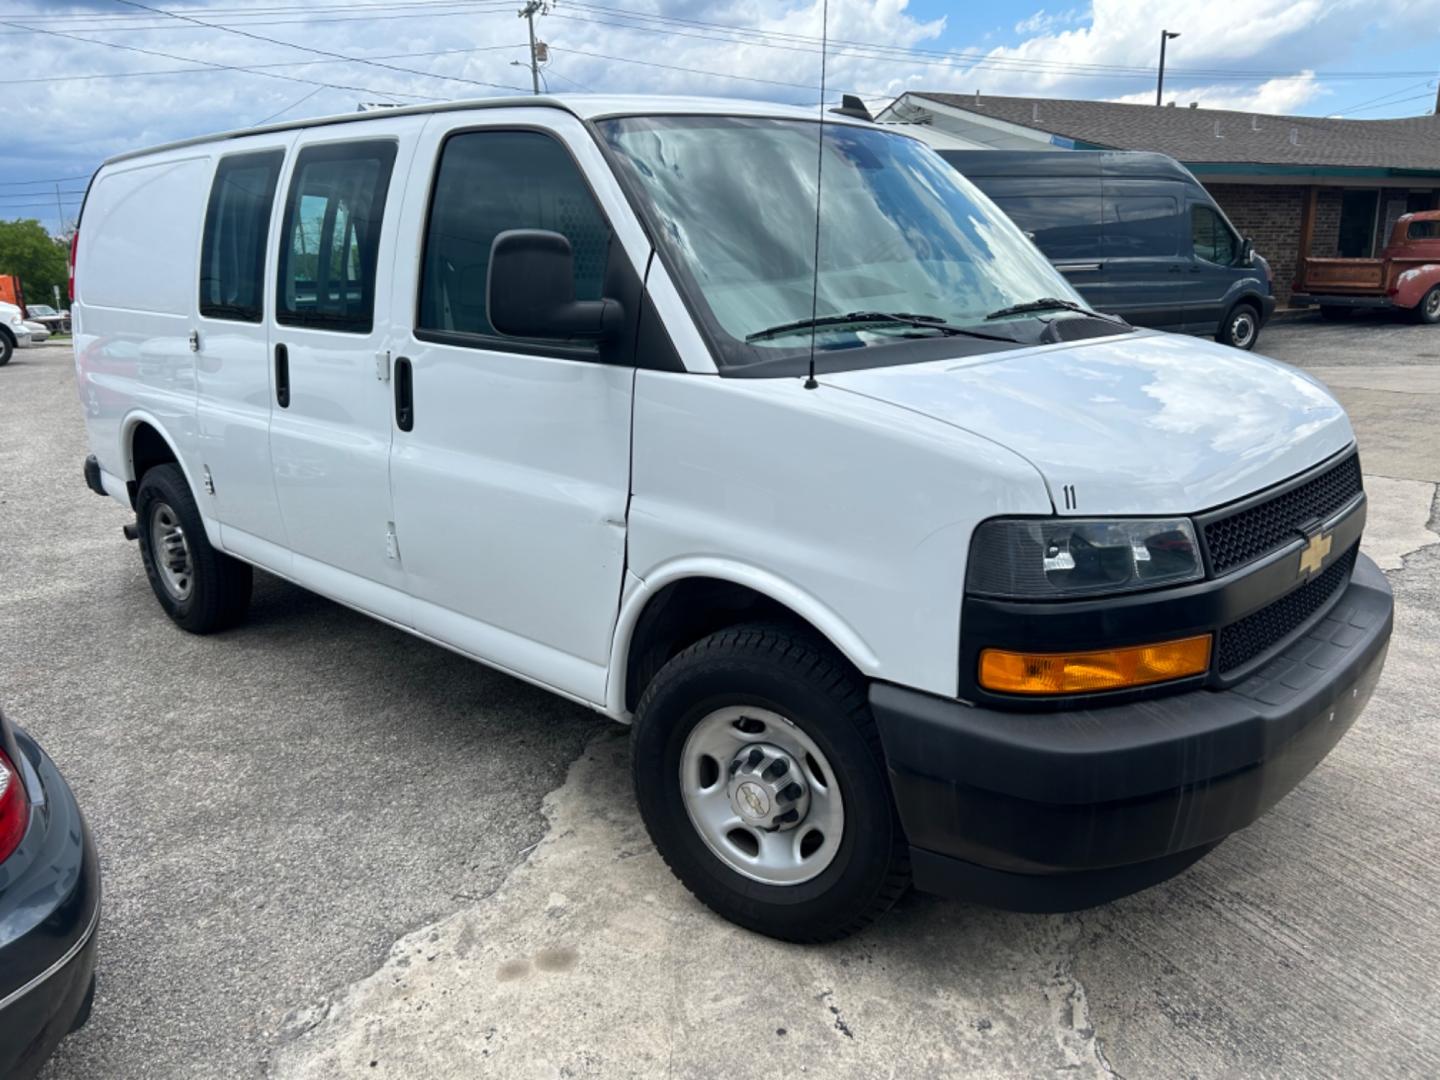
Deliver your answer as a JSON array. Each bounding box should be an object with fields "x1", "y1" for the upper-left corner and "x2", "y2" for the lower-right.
[
  {"x1": 73, "y1": 97, "x2": 1390, "y2": 942},
  {"x1": 939, "y1": 150, "x2": 1276, "y2": 350}
]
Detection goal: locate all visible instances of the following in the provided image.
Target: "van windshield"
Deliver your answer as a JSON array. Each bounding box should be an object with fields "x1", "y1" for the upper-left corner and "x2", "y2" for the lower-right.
[{"x1": 598, "y1": 115, "x2": 1092, "y2": 372}]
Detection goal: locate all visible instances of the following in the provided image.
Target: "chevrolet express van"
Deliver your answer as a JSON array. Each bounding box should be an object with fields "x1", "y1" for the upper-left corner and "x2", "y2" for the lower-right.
[
  {"x1": 73, "y1": 97, "x2": 1392, "y2": 942},
  {"x1": 938, "y1": 150, "x2": 1276, "y2": 350}
]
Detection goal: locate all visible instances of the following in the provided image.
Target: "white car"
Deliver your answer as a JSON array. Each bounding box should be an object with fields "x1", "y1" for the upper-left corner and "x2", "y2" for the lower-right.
[
  {"x1": 72, "y1": 96, "x2": 1392, "y2": 941},
  {"x1": 23, "y1": 320, "x2": 49, "y2": 344},
  {"x1": 0, "y1": 302, "x2": 32, "y2": 364}
]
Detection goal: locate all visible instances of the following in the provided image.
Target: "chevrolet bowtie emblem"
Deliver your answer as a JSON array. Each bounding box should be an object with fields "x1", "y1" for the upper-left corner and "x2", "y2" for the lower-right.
[{"x1": 1298, "y1": 531, "x2": 1333, "y2": 578}]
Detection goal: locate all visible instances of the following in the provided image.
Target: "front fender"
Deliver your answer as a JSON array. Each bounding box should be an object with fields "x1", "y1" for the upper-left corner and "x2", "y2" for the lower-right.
[
  {"x1": 606, "y1": 558, "x2": 881, "y2": 720},
  {"x1": 1394, "y1": 264, "x2": 1440, "y2": 309}
]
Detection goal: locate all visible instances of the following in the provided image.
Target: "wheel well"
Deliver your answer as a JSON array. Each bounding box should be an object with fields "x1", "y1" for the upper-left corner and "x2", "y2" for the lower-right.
[
  {"x1": 126, "y1": 422, "x2": 178, "y2": 505},
  {"x1": 623, "y1": 578, "x2": 844, "y2": 713},
  {"x1": 0, "y1": 326, "x2": 14, "y2": 347}
]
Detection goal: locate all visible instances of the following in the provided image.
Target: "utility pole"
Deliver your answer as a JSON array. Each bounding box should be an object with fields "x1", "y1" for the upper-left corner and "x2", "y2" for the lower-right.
[
  {"x1": 53, "y1": 183, "x2": 66, "y2": 236},
  {"x1": 1156, "y1": 30, "x2": 1180, "y2": 106},
  {"x1": 518, "y1": 1, "x2": 548, "y2": 95}
]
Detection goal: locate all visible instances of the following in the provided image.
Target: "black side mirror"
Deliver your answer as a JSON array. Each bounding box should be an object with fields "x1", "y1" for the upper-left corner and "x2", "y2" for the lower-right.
[
  {"x1": 487, "y1": 229, "x2": 621, "y2": 341},
  {"x1": 1240, "y1": 237, "x2": 1255, "y2": 266}
]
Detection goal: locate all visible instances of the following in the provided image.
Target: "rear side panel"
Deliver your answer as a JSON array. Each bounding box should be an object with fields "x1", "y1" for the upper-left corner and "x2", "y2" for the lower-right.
[{"x1": 74, "y1": 153, "x2": 212, "y2": 493}]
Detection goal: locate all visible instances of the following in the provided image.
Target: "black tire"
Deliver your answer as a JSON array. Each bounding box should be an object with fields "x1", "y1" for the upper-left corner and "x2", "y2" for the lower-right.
[
  {"x1": 134, "y1": 463, "x2": 252, "y2": 633},
  {"x1": 1320, "y1": 305, "x2": 1352, "y2": 323},
  {"x1": 631, "y1": 624, "x2": 909, "y2": 943},
  {"x1": 1217, "y1": 302, "x2": 1261, "y2": 350},
  {"x1": 1412, "y1": 285, "x2": 1440, "y2": 326},
  {"x1": 0, "y1": 330, "x2": 13, "y2": 366}
]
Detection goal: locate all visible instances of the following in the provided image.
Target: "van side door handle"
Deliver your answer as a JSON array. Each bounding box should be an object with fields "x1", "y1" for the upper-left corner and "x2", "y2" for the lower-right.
[
  {"x1": 274, "y1": 343, "x2": 290, "y2": 408},
  {"x1": 394, "y1": 356, "x2": 413, "y2": 432}
]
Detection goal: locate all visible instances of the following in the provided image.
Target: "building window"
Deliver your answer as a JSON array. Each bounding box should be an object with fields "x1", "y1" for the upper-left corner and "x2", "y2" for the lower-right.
[{"x1": 1337, "y1": 190, "x2": 1380, "y2": 258}]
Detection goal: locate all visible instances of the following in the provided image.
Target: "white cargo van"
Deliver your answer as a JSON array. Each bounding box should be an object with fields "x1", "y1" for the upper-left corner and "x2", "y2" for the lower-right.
[{"x1": 73, "y1": 96, "x2": 1391, "y2": 942}]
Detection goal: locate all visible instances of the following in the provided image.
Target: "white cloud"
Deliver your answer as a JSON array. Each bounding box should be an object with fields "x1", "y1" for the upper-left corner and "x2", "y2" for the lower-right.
[{"x1": 1014, "y1": 7, "x2": 1091, "y2": 36}]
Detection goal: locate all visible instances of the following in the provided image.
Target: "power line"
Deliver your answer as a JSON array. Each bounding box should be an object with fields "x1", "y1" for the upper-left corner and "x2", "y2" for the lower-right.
[
  {"x1": 0, "y1": 14, "x2": 447, "y2": 101},
  {"x1": 254, "y1": 83, "x2": 326, "y2": 125},
  {"x1": 1, "y1": 41, "x2": 529, "y2": 85},
  {"x1": 0, "y1": 174, "x2": 94, "y2": 186},
  {"x1": 0, "y1": 1, "x2": 515, "y2": 33},
  {"x1": 111, "y1": 0, "x2": 527, "y2": 92}
]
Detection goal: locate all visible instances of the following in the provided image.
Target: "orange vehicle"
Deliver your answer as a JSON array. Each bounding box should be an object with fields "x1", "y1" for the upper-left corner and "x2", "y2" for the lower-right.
[
  {"x1": 1293, "y1": 210, "x2": 1440, "y2": 325},
  {"x1": 0, "y1": 274, "x2": 24, "y2": 311}
]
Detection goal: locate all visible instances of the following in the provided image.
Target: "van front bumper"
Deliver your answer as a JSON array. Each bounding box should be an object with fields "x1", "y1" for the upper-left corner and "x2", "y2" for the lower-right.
[{"x1": 870, "y1": 553, "x2": 1392, "y2": 912}]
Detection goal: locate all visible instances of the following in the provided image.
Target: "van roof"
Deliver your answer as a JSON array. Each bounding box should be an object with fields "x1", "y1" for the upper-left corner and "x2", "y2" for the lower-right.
[{"x1": 101, "y1": 94, "x2": 868, "y2": 168}]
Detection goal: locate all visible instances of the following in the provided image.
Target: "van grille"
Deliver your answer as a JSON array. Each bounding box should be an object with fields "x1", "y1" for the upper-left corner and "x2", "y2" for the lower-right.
[
  {"x1": 1203, "y1": 454, "x2": 1362, "y2": 575},
  {"x1": 1216, "y1": 545, "x2": 1358, "y2": 673}
]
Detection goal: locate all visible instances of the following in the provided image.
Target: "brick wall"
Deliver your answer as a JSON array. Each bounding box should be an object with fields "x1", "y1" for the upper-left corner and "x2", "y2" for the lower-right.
[
  {"x1": 1206, "y1": 183, "x2": 1307, "y2": 306},
  {"x1": 1311, "y1": 189, "x2": 1342, "y2": 257}
]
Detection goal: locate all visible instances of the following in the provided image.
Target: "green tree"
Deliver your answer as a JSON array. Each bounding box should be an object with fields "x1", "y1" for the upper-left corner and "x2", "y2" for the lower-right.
[{"x1": 0, "y1": 218, "x2": 69, "y2": 306}]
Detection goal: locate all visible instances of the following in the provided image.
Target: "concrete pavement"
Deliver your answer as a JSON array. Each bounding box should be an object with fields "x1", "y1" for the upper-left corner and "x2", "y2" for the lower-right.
[{"x1": 5, "y1": 318, "x2": 1438, "y2": 1079}]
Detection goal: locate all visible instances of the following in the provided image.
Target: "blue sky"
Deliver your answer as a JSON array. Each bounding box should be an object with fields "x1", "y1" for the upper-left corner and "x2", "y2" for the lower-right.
[{"x1": 2, "y1": 0, "x2": 1437, "y2": 234}]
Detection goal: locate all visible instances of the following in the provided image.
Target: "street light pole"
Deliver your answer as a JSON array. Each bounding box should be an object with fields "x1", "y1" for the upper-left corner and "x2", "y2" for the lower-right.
[{"x1": 1156, "y1": 30, "x2": 1180, "y2": 106}]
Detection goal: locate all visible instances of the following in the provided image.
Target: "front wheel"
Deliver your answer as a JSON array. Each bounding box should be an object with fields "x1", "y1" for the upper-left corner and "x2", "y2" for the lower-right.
[
  {"x1": 631, "y1": 625, "x2": 909, "y2": 942},
  {"x1": 1413, "y1": 285, "x2": 1440, "y2": 325},
  {"x1": 1218, "y1": 302, "x2": 1261, "y2": 350},
  {"x1": 135, "y1": 463, "x2": 252, "y2": 633},
  {"x1": 0, "y1": 332, "x2": 12, "y2": 366}
]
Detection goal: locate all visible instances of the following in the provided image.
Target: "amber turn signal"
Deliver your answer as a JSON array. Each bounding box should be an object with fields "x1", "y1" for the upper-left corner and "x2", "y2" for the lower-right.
[{"x1": 979, "y1": 635, "x2": 1212, "y2": 695}]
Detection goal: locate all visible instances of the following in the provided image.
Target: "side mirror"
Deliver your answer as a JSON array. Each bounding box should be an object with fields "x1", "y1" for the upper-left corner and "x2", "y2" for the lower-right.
[
  {"x1": 1240, "y1": 237, "x2": 1255, "y2": 266},
  {"x1": 487, "y1": 229, "x2": 620, "y2": 341}
]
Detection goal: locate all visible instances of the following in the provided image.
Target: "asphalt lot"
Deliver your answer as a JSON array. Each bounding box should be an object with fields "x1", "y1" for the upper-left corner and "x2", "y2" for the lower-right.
[{"x1": 2, "y1": 313, "x2": 1437, "y2": 1078}]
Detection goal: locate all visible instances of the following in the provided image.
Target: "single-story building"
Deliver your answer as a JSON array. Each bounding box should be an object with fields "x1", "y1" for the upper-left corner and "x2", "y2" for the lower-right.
[{"x1": 876, "y1": 92, "x2": 1440, "y2": 306}]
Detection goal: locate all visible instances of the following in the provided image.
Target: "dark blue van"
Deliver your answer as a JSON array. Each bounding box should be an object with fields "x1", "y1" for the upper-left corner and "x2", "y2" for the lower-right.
[{"x1": 939, "y1": 150, "x2": 1276, "y2": 350}]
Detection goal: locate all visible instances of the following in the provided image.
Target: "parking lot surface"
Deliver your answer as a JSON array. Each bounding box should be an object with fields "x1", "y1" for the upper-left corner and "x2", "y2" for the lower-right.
[{"x1": 3, "y1": 318, "x2": 1437, "y2": 1078}]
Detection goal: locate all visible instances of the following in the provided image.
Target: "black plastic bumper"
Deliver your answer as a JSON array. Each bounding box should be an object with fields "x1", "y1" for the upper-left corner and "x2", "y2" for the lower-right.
[
  {"x1": 0, "y1": 726, "x2": 101, "y2": 1080},
  {"x1": 1258, "y1": 293, "x2": 1278, "y2": 324},
  {"x1": 1290, "y1": 293, "x2": 1393, "y2": 310},
  {"x1": 82, "y1": 454, "x2": 107, "y2": 497},
  {"x1": 872, "y1": 553, "x2": 1393, "y2": 912}
]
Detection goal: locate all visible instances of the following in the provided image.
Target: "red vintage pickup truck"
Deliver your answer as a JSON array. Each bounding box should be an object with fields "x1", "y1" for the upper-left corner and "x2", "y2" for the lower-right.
[{"x1": 1293, "y1": 210, "x2": 1440, "y2": 324}]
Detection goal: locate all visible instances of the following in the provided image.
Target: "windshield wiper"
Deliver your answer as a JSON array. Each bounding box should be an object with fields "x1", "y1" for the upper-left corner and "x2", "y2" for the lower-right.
[
  {"x1": 984, "y1": 297, "x2": 1126, "y2": 324},
  {"x1": 745, "y1": 310, "x2": 1020, "y2": 344}
]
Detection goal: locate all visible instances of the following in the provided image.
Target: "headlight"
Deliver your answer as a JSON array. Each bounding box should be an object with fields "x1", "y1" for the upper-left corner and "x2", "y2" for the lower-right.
[
  {"x1": 967, "y1": 517, "x2": 1203, "y2": 599},
  {"x1": 7, "y1": 313, "x2": 21, "y2": 327}
]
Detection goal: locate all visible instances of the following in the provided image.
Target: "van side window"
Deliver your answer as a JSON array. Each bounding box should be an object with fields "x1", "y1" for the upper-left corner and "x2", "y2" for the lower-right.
[
  {"x1": 990, "y1": 196, "x2": 1097, "y2": 260},
  {"x1": 1102, "y1": 195, "x2": 1178, "y2": 257},
  {"x1": 1191, "y1": 205, "x2": 1237, "y2": 265},
  {"x1": 200, "y1": 150, "x2": 283, "y2": 322},
  {"x1": 417, "y1": 130, "x2": 610, "y2": 345},
  {"x1": 276, "y1": 140, "x2": 397, "y2": 333}
]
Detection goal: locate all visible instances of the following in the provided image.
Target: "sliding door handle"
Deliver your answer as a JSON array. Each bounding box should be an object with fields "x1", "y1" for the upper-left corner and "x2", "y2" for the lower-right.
[
  {"x1": 274, "y1": 343, "x2": 290, "y2": 408},
  {"x1": 394, "y1": 356, "x2": 413, "y2": 432}
]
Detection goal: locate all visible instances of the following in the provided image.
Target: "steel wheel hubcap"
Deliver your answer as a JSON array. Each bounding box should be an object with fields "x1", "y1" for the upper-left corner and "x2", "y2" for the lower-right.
[
  {"x1": 1232, "y1": 313, "x2": 1254, "y2": 346},
  {"x1": 680, "y1": 706, "x2": 843, "y2": 886},
  {"x1": 150, "y1": 502, "x2": 193, "y2": 601},
  {"x1": 1426, "y1": 291, "x2": 1440, "y2": 318}
]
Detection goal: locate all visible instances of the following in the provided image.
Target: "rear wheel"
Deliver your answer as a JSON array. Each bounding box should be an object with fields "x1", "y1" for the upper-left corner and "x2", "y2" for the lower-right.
[
  {"x1": 1218, "y1": 302, "x2": 1261, "y2": 350},
  {"x1": 135, "y1": 464, "x2": 252, "y2": 633},
  {"x1": 631, "y1": 624, "x2": 909, "y2": 942},
  {"x1": 1414, "y1": 286, "x2": 1440, "y2": 325}
]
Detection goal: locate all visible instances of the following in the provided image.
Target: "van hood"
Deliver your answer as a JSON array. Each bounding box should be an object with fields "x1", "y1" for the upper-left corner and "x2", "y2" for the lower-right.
[{"x1": 823, "y1": 331, "x2": 1354, "y2": 516}]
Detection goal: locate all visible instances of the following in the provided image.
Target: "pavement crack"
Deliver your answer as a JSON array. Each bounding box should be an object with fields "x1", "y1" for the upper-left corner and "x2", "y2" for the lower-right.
[{"x1": 1044, "y1": 914, "x2": 1123, "y2": 1078}]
